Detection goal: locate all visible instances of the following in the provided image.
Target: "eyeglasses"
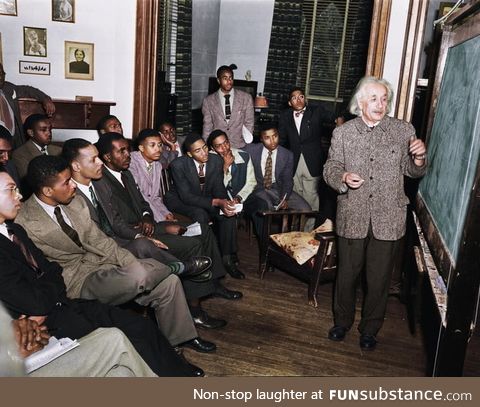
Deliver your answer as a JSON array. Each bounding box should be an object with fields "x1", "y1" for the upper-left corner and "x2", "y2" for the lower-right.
[{"x1": 1, "y1": 186, "x2": 20, "y2": 196}]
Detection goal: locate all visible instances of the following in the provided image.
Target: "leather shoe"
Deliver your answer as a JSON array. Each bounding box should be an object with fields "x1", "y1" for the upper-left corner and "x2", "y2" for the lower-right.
[
  {"x1": 179, "y1": 256, "x2": 211, "y2": 278},
  {"x1": 174, "y1": 350, "x2": 204, "y2": 377},
  {"x1": 192, "y1": 310, "x2": 227, "y2": 329},
  {"x1": 181, "y1": 337, "x2": 216, "y2": 353},
  {"x1": 328, "y1": 325, "x2": 348, "y2": 341},
  {"x1": 188, "y1": 269, "x2": 213, "y2": 283},
  {"x1": 227, "y1": 266, "x2": 245, "y2": 279},
  {"x1": 359, "y1": 334, "x2": 377, "y2": 351},
  {"x1": 212, "y1": 283, "x2": 243, "y2": 300}
]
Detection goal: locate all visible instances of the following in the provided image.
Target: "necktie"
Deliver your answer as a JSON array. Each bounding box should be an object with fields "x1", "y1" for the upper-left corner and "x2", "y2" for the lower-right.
[
  {"x1": 146, "y1": 162, "x2": 153, "y2": 173},
  {"x1": 198, "y1": 163, "x2": 205, "y2": 191},
  {"x1": 120, "y1": 171, "x2": 129, "y2": 188},
  {"x1": 0, "y1": 92, "x2": 14, "y2": 132},
  {"x1": 89, "y1": 186, "x2": 114, "y2": 237},
  {"x1": 54, "y1": 207, "x2": 83, "y2": 248},
  {"x1": 6, "y1": 224, "x2": 40, "y2": 272},
  {"x1": 264, "y1": 151, "x2": 273, "y2": 189},
  {"x1": 224, "y1": 94, "x2": 231, "y2": 120},
  {"x1": 40, "y1": 146, "x2": 47, "y2": 155},
  {"x1": 294, "y1": 109, "x2": 305, "y2": 118}
]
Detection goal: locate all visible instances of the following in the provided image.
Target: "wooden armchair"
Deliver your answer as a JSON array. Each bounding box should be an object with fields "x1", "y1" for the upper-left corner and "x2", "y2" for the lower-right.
[{"x1": 258, "y1": 210, "x2": 337, "y2": 307}]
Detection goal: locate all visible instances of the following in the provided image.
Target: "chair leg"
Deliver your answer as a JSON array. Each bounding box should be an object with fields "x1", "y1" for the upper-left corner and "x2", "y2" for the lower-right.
[
  {"x1": 259, "y1": 248, "x2": 270, "y2": 279},
  {"x1": 307, "y1": 244, "x2": 329, "y2": 308}
]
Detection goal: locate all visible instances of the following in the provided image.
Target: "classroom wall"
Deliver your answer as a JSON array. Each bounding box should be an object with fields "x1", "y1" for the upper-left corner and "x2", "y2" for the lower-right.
[{"x1": 0, "y1": 0, "x2": 137, "y2": 141}]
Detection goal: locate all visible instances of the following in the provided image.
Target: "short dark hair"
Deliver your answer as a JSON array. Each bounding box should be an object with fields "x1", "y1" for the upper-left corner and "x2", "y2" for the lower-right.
[
  {"x1": 0, "y1": 125, "x2": 12, "y2": 141},
  {"x1": 27, "y1": 155, "x2": 69, "y2": 194},
  {"x1": 216, "y1": 65, "x2": 234, "y2": 79},
  {"x1": 259, "y1": 122, "x2": 278, "y2": 135},
  {"x1": 136, "y1": 128, "x2": 160, "y2": 147},
  {"x1": 62, "y1": 138, "x2": 92, "y2": 165},
  {"x1": 24, "y1": 113, "x2": 49, "y2": 132},
  {"x1": 183, "y1": 134, "x2": 204, "y2": 153},
  {"x1": 159, "y1": 120, "x2": 174, "y2": 129},
  {"x1": 288, "y1": 87, "x2": 305, "y2": 100},
  {"x1": 206, "y1": 129, "x2": 228, "y2": 150},
  {"x1": 95, "y1": 132, "x2": 125, "y2": 160},
  {"x1": 96, "y1": 115, "x2": 118, "y2": 134}
]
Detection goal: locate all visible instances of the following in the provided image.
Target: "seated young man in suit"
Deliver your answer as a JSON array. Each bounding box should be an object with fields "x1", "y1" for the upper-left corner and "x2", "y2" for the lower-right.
[
  {"x1": 207, "y1": 129, "x2": 267, "y2": 245},
  {"x1": 12, "y1": 114, "x2": 62, "y2": 180},
  {"x1": 15, "y1": 155, "x2": 212, "y2": 355},
  {"x1": 0, "y1": 126, "x2": 20, "y2": 186},
  {"x1": 164, "y1": 134, "x2": 245, "y2": 279},
  {"x1": 0, "y1": 168, "x2": 202, "y2": 376},
  {"x1": 244, "y1": 123, "x2": 311, "y2": 211},
  {"x1": 159, "y1": 121, "x2": 185, "y2": 165},
  {"x1": 95, "y1": 133, "x2": 242, "y2": 327}
]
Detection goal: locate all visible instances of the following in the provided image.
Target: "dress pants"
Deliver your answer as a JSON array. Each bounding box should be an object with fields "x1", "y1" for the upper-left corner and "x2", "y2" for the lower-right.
[
  {"x1": 252, "y1": 185, "x2": 311, "y2": 211},
  {"x1": 44, "y1": 299, "x2": 196, "y2": 376},
  {"x1": 30, "y1": 327, "x2": 157, "y2": 377},
  {"x1": 293, "y1": 154, "x2": 320, "y2": 212},
  {"x1": 334, "y1": 230, "x2": 401, "y2": 336},
  {"x1": 78, "y1": 258, "x2": 197, "y2": 346}
]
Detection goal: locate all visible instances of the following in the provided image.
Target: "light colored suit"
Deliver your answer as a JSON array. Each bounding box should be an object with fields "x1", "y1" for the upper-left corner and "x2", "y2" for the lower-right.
[
  {"x1": 12, "y1": 139, "x2": 62, "y2": 179},
  {"x1": 15, "y1": 194, "x2": 197, "y2": 346},
  {"x1": 202, "y1": 89, "x2": 254, "y2": 148}
]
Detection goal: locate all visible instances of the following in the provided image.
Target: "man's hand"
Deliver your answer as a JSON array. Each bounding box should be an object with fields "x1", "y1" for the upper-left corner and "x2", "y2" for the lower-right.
[
  {"x1": 343, "y1": 172, "x2": 364, "y2": 189},
  {"x1": 42, "y1": 99, "x2": 55, "y2": 117},
  {"x1": 277, "y1": 200, "x2": 288, "y2": 210},
  {"x1": 165, "y1": 213, "x2": 177, "y2": 222},
  {"x1": 213, "y1": 198, "x2": 236, "y2": 217},
  {"x1": 409, "y1": 136, "x2": 426, "y2": 165},
  {"x1": 140, "y1": 215, "x2": 155, "y2": 237},
  {"x1": 165, "y1": 224, "x2": 187, "y2": 235},
  {"x1": 146, "y1": 237, "x2": 169, "y2": 250},
  {"x1": 223, "y1": 151, "x2": 235, "y2": 173},
  {"x1": 12, "y1": 317, "x2": 50, "y2": 358},
  {"x1": 160, "y1": 132, "x2": 176, "y2": 151}
]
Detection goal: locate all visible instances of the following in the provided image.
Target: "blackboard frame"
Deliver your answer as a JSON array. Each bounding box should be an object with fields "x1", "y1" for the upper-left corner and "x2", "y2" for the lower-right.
[{"x1": 416, "y1": 1, "x2": 480, "y2": 376}]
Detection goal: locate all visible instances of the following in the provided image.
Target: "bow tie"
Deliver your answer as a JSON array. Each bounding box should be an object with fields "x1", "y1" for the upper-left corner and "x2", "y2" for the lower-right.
[{"x1": 294, "y1": 110, "x2": 305, "y2": 117}]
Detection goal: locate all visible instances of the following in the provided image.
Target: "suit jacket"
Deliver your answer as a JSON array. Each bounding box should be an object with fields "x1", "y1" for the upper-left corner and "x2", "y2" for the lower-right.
[
  {"x1": 244, "y1": 143, "x2": 294, "y2": 200},
  {"x1": 1, "y1": 82, "x2": 51, "y2": 148},
  {"x1": 323, "y1": 116, "x2": 427, "y2": 241},
  {"x1": 166, "y1": 154, "x2": 228, "y2": 211},
  {"x1": 129, "y1": 151, "x2": 172, "y2": 222},
  {"x1": 15, "y1": 194, "x2": 137, "y2": 298},
  {"x1": 0, "y1": 222, "x2": 67, "y2": 319},
  {"x1": 278, "y1": 104, "x2": 334, "y2": 177},
  {"x1": 12, "y1": 139, "x2": 62, "y2": 179},
  {"x1": 202, "y1": 89, "x2": 254, "y2": 149}
]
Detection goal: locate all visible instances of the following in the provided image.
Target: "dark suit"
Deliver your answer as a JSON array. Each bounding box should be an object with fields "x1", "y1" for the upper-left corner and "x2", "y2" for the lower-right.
[
  {"x1": 0, "y1": 222, "x2": 195, "y2": 376},
  {"x1": 101, "y1": 166, "x2": 225, "y2": 299},
  {"x1": 244, "y1": 143, "x2": 311, "y2": 210},
  {"x1": 165, "y1": 154, "x2": 237, "y2": 257},
  {"x1": 0, "y1": 82, "x2": 52, "y2": 148}
]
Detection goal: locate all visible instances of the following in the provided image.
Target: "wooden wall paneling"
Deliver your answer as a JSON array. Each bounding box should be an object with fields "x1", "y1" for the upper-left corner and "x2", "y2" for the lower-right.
[{"x1": 365, "y1": 0, "x2": 392, "y2": 77}]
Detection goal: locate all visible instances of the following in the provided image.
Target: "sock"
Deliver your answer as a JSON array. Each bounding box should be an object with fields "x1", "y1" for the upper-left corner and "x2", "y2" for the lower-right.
[{"x1": 168, "y1": 261, "x2": 185, "y2": 275}]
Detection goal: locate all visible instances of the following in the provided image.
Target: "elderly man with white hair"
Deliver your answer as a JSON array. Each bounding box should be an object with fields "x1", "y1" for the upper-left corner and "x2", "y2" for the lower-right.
[{"x1": 323, "y1": 76, "x2": 427, "y2": 350}]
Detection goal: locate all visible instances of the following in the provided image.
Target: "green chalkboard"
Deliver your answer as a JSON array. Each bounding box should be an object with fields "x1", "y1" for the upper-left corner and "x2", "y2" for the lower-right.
[{"x1": 419, "y1": 34, "x2": 480, "y2": 264}]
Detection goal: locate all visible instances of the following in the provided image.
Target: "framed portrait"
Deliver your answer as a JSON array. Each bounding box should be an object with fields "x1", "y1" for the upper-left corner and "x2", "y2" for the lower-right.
[
  {"x1": 19, "y1": 60, "x2": 51, "y2": 75},
  {"x1": 0, "y1": 0, "x2": 17, "y2": 16},
  {"x1": 65, "y1": 41, "x2": 94, "y2": 80},
  {"x1": 23, "y1": 26, "x2": 47, "y2": 57},
  {"x1": 52, "y1": 0, "x2": 75, "y2": 23}
]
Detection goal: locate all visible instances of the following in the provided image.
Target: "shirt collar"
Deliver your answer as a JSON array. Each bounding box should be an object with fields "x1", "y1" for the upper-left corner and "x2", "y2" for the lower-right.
[
  {"x1": 72, "y1": 179, "x2": 93, "y2": 202},
  {"x1": 33, "y1": 194, "x2": 58, "y2": 220},
  {"x1": 104, "y1": 165, "x2": 124, "y2": 186},
  {"x1": 0, "y1": 223, "x2": 10, "y2": 240}
]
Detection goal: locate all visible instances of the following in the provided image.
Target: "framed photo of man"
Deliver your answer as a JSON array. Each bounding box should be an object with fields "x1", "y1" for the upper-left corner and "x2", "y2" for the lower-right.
[
  {"x1": 52, "y1": 0, "x2": 75, "y2": 23},
  {"x1": 23, "y1": 27, "x2": 47, "y2": 57},
  {"x1": 0, "y1": 0, "x2": 17, "y2": 16},
  {"x1": 65, "y1": 41, "x2": 94, "y2": 80}
]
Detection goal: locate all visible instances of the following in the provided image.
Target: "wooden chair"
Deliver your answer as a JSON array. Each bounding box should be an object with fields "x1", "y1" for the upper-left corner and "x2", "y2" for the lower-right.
[{"x1": 258, "y1": 210, "x2": 337, "y2": 307}]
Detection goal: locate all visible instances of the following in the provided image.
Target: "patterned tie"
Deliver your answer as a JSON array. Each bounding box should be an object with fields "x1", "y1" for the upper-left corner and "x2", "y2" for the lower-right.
[
  {"x1": 264, "y1": 151, "x2": 273, "y2": 189},
  {"x1": 0, "y1": 91, "x2": 14, "y2": 132},
  {"x1": 54, "y1": 207, "x2": 83, "y2": 248},
  {"x1": 89, "y1": 186, "x2": 114, "y2": 237},
  {"x1": 146, "y1": 162, "x2": 153, "y2": 173},
  {"x1": 294, "y1": 109, "x2": 305, "y2": 118},
  {"x1": 40, "y1": 146, "x2": 47, "y2": 155},
  {"x1": 198, "y1": 163, "x2": 205, "y2": 191},
  {"x1": 224, "y1": 94, "x2": 231, "y2": 120},
  {"x1": 6, "y1": 223, "x2": 40, "y2": 272}
]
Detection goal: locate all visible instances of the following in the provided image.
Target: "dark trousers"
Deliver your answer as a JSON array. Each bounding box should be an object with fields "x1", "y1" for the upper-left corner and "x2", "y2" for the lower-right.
[
  {"x1": 334, "y1": 230, "x2": 401, "y2": 336},
  {"x1": 243, "y1": 194, "x2": 269, "y2": 238},
  {"x1": 45, "y1": 299, "x2": 195, "y2": 376}
]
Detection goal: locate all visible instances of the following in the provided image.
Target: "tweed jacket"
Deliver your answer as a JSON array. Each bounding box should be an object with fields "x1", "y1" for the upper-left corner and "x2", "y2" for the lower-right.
[
  {"x1": 129, "y1": 151, "x2": 172, "y2": 222},
  {"x1": 323, "y1": 116, "x2": 427, "y2": 241},
  {"x1": 12, "y1": 139, "x2": 62, "y2": 179},
  {"x1": 244, "y1": 143, "x2": 295, "y2": 200},
  {"x1": 1, "y1": 81, "x2": 51, "y2": 148},
  {"x1": 15, "y1": 194, "x2": 137, "y2": 298},
  {"x1": 202, "y1": 89, "x2": 254, "y2": 149}
]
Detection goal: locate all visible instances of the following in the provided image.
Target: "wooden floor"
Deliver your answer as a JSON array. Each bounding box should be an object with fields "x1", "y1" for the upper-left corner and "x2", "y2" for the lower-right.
[{"x1": 184, "y1": 230, "x2": 431, "y2": 376}]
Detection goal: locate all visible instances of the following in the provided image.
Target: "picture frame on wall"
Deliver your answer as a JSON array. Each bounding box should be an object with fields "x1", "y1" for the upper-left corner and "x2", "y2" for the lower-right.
[
  {"x1": 19, "y1": 60, "x2": 51, "y2": 75},
  {"x1": 65, "y1": 41, "x2": 94, "y2": 80},
  {"x1": 23, "y1": 26, "x2": 47, "y2": 57},
  {"x1": 0, "y1": 0, "x2": 17, "y2": 16},
  {"x1": 52, "y1": 0, "x2": 75, "y2": 23}
]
